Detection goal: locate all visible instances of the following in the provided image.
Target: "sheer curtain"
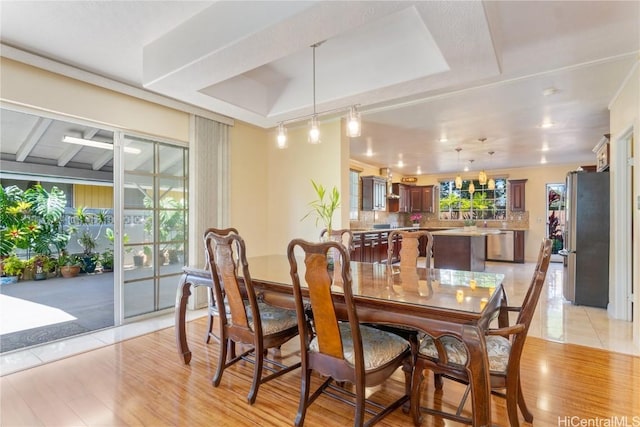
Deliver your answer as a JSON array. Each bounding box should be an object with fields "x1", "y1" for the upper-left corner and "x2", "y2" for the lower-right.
[{"x1": 189, "y1": 115, "x2": 230, "y2": 271}]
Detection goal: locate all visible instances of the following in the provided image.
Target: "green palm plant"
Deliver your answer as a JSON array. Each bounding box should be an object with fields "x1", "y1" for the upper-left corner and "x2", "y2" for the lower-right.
[{"x1": 301, "y1": 180, "x2": 340, "y2": 236}]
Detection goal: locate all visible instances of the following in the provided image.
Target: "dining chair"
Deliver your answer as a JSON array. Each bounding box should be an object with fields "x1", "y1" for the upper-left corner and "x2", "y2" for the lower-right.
[
  {"x1": 410, "y1": 238, "x2": 553, "y2": 426},
  {"x1": 319, "y1": 228, "x2": 355, "y2": 253},
  {"x1": 287, "y1": 238, "x2": 412, "y2": 427},
  {"x1": 387, "y1": 229, "x2": 433, "y2": 267},
  {"x1": 204, "y1": 227, "x2": 238, "y2": 344},
  {"x1": 204, "y1": 228, "x2": 301, "y2": 404}
]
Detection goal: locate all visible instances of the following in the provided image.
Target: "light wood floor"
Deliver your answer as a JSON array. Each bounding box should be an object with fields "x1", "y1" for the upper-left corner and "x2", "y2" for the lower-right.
[{"x1": 1, "y1": 316, "x2": 638, "y2": 426}]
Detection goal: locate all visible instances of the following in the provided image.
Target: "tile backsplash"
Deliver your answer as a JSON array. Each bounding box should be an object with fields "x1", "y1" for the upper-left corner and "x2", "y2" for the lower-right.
[{"x1": 351, "y1": 210, "x2": 529, "y2": 230}]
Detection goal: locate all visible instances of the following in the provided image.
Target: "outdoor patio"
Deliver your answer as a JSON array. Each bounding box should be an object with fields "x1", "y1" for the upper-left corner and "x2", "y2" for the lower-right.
[{"x1": 0, "y1": 272, "x2": 114, "y2": 352}]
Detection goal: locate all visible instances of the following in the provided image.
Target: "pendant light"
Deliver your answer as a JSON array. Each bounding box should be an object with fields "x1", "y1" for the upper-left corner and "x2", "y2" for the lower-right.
[
  {"x1": 454, "y1": 147, "x2": 463, "y2": 189},
  {"x1": 308, "y1": 43, "x2": 321, "y2": 144},
  {"x1": 346, "y1": 106, "x2": 361, "y2": 137},
  {"x1": 487, "y1": 151, "x2": 496, "y2": 190},
  {"x1": 274, "y1": 41, "x2": 363, "y2": 147},
  {"x1": 276, "y1": 123, "x2": 287, "y2": 149},
  {"x1": 477, "y1": 138, "x2": 487, "y2": 185}
]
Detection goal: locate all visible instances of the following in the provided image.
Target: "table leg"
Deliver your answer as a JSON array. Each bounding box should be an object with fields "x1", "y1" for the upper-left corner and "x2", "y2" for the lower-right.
[
  {"x1": 462, "y1": 324, "x2": 491, "y2": 426},
  {"x1": 175, "y1": 276, "x2": 192, "y2": 364}
]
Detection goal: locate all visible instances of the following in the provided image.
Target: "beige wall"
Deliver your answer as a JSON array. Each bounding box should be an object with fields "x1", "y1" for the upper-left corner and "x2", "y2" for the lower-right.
[
  {"x1": 0, "y1": 58, "x2": 189, "y2": 142},
  {"x1": 265, "y1": 119, "x2": 345, "y2": 255},
  {"x1": 229, "y1": 121, "x2": 269, "y2": 256}
]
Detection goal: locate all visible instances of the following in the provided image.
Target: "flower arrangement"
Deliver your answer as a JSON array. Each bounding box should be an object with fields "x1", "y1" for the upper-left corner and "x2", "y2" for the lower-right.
[{"x1": 410, "y1": 213, "x2": 422, "y2": 223}]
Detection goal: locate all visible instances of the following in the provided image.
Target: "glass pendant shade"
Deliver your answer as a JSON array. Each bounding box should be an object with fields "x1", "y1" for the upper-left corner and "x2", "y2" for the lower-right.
[
  {"x1": 346, "y1": 106, "x2": 361, "y2": 137},
  {"x1": 468, "y1": 182, "x2": 475, "y2": 194},
  {"x1": 276, "y1": 123, "x2": 287, "y2": 149},
  {"x1": 308, "y1": 115, "x2": 321, "y2": 144},
  {"x1": 455, "y1": 174, "x2": 463, "y2": 189},
  {"x1": 488, "y1": 178, "x2": 496, "y2": 190},
  {"x1": 478, "y1": 170, "x2": 487, "y2": 185}
]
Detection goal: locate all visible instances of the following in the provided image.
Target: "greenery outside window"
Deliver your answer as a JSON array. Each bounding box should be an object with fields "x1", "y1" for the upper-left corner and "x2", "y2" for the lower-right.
[
  {"x1": 438, "y1": 178, "x2": 507, "y2": 220},
  {"x1": 349, "y1": 169, "x2": 359, "y2": 220}
]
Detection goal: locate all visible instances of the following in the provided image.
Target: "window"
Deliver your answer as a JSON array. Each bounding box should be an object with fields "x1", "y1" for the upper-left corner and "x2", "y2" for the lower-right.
[
  {"x1": 438, "y1": 178, "x2": 507, "y2": 220},
  {"x1": 349, "y1": 169, "x2": 360, "y2": 220}
]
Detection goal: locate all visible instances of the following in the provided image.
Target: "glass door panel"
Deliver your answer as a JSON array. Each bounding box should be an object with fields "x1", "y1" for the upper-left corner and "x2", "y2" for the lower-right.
[
  {"x1": 546, "y1": 183, "x2": 566, "y2": 262},
  {"x1": 122, "y1": 135, "x2": 188, "y2": 318}
]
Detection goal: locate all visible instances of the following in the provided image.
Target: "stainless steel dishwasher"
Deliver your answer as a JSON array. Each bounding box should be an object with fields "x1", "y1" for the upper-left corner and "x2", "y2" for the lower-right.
[{"x1": 486, "y1": 230, "x2": 515, "y2": 261}]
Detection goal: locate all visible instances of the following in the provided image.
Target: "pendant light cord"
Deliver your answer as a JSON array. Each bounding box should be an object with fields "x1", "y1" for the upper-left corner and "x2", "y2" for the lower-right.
[{"x1": 312, "y1": 44, "x2": 317, "y2": 115}]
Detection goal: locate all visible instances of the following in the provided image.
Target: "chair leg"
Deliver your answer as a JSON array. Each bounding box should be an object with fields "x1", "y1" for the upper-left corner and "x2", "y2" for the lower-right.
[
  {"x1": 354, "y1": 382, "x2": 366, "y2": 427},
  {"x1": 213, "y1": 337, "x2": 229, "y2": 386},
  {"x1": 517, "y1": 377, "x2": 533, "y2": 422},
  {"x1": 433, "y1": 373, "x2": 443, "y2": 390},
  {"x1": 295, "y1": 366, "x2": 312, "y2": 427},
  {"x1": 247, "y1": 342, "x2": 264, "y2": 404},
  {"x1": 205, "y1": 313, "x2": 214, "y2": 343},
  {"x1": 410, "y1": 360, "x2": 425, "y2": 426},
  {"x1": 505, "y1": 376, "x2": 521, "y2": 427}
]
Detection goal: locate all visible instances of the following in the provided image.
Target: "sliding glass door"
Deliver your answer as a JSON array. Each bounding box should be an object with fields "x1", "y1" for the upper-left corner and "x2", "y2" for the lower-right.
[{"x1": 122, "y1": 135, "x2": 188, "y2": 318}]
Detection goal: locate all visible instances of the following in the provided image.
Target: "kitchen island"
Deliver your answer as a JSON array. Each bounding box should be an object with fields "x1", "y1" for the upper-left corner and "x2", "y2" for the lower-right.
[{"x1": 431, "y1": 228, "x2": 501, "y2": 272}]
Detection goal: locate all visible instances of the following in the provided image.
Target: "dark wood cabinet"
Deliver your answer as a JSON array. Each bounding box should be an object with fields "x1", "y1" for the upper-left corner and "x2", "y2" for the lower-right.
[
  {"x1": 421, "y1": 185, "x2": 434, "y2": 213},
  {"x1": 514, "y1": 230, "x2": 525, "y2": 263},
  {"x1": 361, "y1": 176, "x2": 387, "y2": 211},
  {"x1": 509, "y1": 179, "x2": 527, "y2": 212},
  {"x1": 408, "y1": 185, "x2": 434, "y2": 213},
  {"x1": 388, "y1": 183, "x2": 410, "y2": 213}
]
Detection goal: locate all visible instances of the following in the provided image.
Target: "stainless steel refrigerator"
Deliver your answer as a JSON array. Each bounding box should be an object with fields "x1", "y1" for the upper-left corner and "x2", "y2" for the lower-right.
[{"x1": 560, "y1": 171, "x2": 609, "y2": 308}]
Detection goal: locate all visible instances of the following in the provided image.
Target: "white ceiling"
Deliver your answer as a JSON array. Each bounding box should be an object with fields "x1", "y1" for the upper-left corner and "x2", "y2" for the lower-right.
[{"x1": 1, "y1": 1, "x2": 638, "y2": 176}]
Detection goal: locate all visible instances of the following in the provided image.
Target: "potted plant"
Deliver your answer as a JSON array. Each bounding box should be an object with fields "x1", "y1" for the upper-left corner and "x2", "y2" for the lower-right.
[
  {"x1": 410, "y1": 213, "x2": 422, "y2": 227},
  {"x1": 70, "y1": 207, "x2": 108, "y2": 274},
  {"x1": 58, "y1": 253, "x2": 82, "y2": 278},
  {"x1": 1, "y1": 254, "x2": 25, "y2": 284},
  {"x1": 26, "y1": 254, "x2": 52, "y2": 281},
  {"x1": 463, "y1": 219, "x2": 477, "y2": 231},
  {"x1": 301, "y1": 180, "x2": 340, "y2": 237},
  {"x1": 100, "y1": 248, "x2": 114, "y2": 272}
]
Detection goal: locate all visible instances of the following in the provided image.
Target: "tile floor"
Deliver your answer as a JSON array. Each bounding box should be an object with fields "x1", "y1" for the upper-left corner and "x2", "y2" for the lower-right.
[{"x1": 1, "y1": 260, "x2": 637, "y2": 377}]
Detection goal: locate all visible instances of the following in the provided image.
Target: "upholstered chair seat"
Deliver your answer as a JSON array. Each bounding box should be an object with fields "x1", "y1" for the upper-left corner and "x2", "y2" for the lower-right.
[
  {"x1": 247, "y1": 302, "x2": 298, "y2": 335},
  {"x1": 418, "y1": 334, "x2": 512, "y2": 373},
  {"x1": 309, "y1": 323, "x2": 409, "y2": 370}
]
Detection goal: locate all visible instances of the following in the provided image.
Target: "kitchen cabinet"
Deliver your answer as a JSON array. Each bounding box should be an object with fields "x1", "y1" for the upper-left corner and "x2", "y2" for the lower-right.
[
  {"x1": 409, "y1": 185, "x2": 434, "y2": 213},
  {"x1": 509, "y1": 179, "x2": 527, "y2": 212},
  {"x1": 361, "y1": 176, "x2": 387, "y2": 211},
  {"x1": 388, "y1": 183, "x2": 410, "y2": 213},
  {"x1": 514, "y1": 230, "x2": 525, "y2": 263}
]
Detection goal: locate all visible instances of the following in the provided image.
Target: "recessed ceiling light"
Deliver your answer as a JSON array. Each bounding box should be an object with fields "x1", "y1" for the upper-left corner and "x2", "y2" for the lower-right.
[
  {"x1": 541, "y1": 121, "x2": 554, "y2": 129},
  {"x1": 416, "y1": 166, "x2": 422, "y2": 174},
  {"x1": 366, "y1": 149, "x2": 373, "y2": 157},
  {"x1": 541, "y1": 144, "x2": 549, "y2": 152},
  {"x1": 439, "y1": 137, "x2": 448, "y2": 143},
  {"x1": 543, "y1": 87, "x2": 559, "y2": 96},
  {"x1": 540, "y1": 156, "x2": 547, "y2": 164},
  {"x1": 397, "y1": 160, "x2": 404, "y2": 168}
]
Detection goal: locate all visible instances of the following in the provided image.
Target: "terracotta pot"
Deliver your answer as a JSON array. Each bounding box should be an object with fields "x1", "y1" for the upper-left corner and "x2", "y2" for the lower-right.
[{"x1": 60, "y1": 265, "x2": 81, "y2": 278}]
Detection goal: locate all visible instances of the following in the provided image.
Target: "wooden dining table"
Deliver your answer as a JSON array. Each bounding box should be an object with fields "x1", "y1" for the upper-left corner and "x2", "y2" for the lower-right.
[{"x1": 174, "y1": 255, "x2": 506, "y2": 427}]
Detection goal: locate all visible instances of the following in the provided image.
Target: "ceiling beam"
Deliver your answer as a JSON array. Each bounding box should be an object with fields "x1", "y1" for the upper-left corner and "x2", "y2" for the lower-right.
[
  {"x1": 57, "y1": 128, "x2": 100, "y2": 167},
  {"x1": 15, "y1": 118, "x2": 52, "y2": 162},
  {"x1": 0, "y1": 159, "x2": 112, "y2": 182},
  {"x1": 92, "y1": 151, "x2": 113, "y2": 170}
]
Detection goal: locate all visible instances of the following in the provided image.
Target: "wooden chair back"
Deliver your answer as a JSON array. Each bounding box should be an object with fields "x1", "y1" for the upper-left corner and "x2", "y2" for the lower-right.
[
  {"x1": 288, "y1": 239, "x2": 362, "y2": 379},
  {"x1": 387, "y1": 230, "x2": 433, "y2": 268},
  {"x1": 204, "y1": 228, "x2": 260, "y2": 339},
  {"x1": 319, "y1": 228, "x2": 355, "y2": 253},
  {"x1": 204, "y1": 227, "x2": 238, "y2": 343}
]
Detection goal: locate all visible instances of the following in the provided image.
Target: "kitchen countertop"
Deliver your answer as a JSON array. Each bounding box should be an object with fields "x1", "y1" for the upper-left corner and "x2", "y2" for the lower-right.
[{"x1": 430, "y1": 228, "x2": 502, "y2": 237}]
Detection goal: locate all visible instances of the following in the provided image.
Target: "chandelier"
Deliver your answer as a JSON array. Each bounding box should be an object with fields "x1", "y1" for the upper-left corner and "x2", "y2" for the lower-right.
[{"x1": 276, "y1": 42, "x2": 362, "y2": 148}]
